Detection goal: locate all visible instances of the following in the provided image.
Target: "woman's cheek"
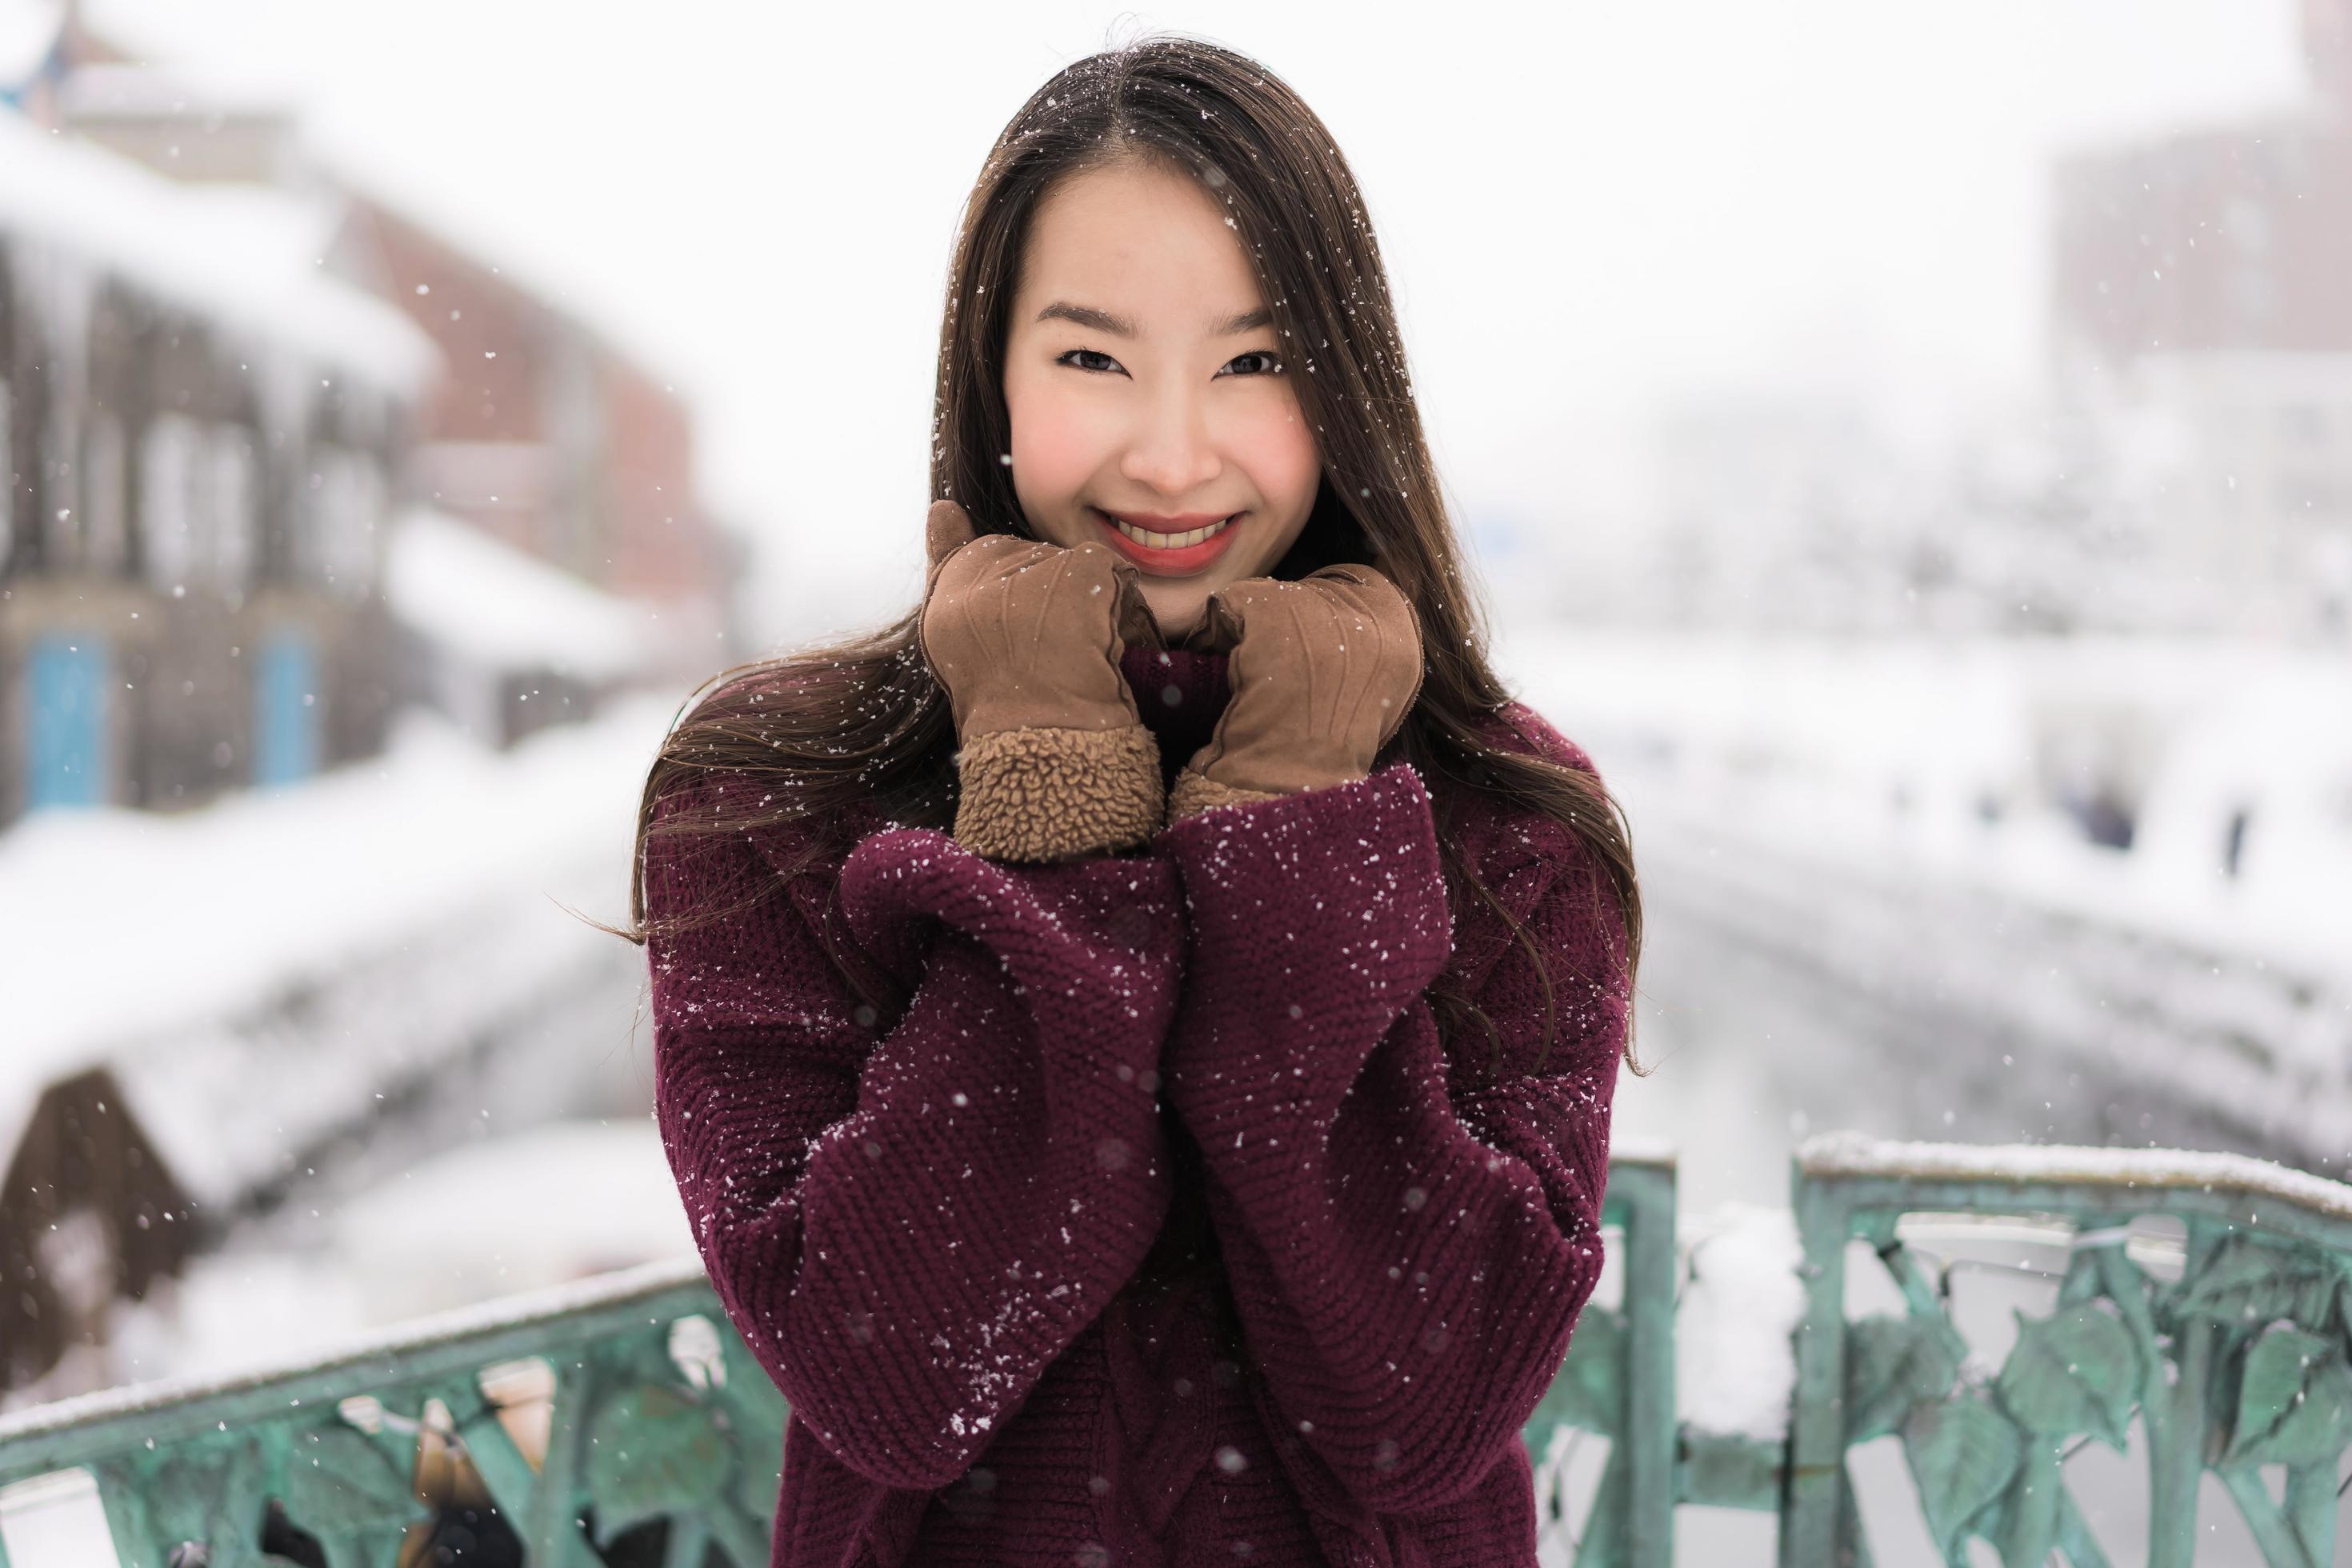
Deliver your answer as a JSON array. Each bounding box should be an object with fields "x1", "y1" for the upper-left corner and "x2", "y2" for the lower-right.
[
  {"x1": 1010, "y1": 383, "x2": 1114, "y2": 520},
  {"x1": 1223, "y1": 398, "x2": 1322, "y2": 519}
]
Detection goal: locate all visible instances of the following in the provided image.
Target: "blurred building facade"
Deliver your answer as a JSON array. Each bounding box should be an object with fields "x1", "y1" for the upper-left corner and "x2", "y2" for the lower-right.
[
  {"x1": 2049, "y1": 0, "x2": 2352, "y2": 638},
  {"x1": 327, "y1": 195, "x2": 747, "y2": 746},
  {"x1": 1621, "y1": 1, "x2": 2352, "y2": 642},
  {"x1": 0, "y1": 22, "x2": 430, "y2": 826},
  {"x1": 0, "y1": 4, "x2": 748, "y2": 829}
]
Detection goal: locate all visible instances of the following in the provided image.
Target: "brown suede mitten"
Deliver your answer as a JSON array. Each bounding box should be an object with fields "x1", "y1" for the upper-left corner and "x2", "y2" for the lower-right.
[
  {"x1": 918, "y1": 499, "x2": 1167, "y2": 862},
  {"x1": 1167, "y1": 562, "x2": 1425, "y2": 823}
]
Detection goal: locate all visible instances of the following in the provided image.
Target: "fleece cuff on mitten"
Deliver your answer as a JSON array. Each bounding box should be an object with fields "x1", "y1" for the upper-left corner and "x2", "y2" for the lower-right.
[
  {"x1": 1166, "y1": 766, "x2": 1286, "y2": 825},
  {"x1": 953, "y1": 724, "x2": 1166, "y2": 862}
]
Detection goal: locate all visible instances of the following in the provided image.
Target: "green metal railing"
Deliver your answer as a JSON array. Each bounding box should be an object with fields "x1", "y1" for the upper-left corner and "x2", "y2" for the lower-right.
[
  {"x1": 1544, "y1": 1132, "x2": 2352, "y2": 1567},
  {"x1": 0, "y1": 1258, "x2": 783, "y2": 1568},
  {"x1": 7, "y1": 1134, "x2": 2351, "y2": 1566},
  {"x1": 1783, "y1": 1134, "x2": 2352, "y2": 1568},
  {"x1": 1522, "y1": 1142, "x2": 1682, "y2": 1563}
]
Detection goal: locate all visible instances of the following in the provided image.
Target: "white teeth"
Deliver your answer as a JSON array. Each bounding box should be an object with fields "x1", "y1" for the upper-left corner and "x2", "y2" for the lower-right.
[{"x1": 1112, "y1": 515, "x2": 1231, "y2": 550}]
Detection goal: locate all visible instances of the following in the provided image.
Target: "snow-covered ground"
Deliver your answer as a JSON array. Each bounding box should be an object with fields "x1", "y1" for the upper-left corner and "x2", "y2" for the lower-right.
[
  {"x1": 0, "y1": 685, "x2": 687, "y2": 1416},
  {"x1": 1496, "y1": 626, "x2": 2352, "y2": 982},
  {"x1": 1498, "y1": 626, "x2": 2352, "y2": 1170},
  {"x1": 97, "y1": 1118, "x2": 694, "y2": 1395},
  {"x1": 0, "y1": 687, "x2": 678, "y2": 1196},
  {"x1": 2, "y1": 687, "x2": 670, "y2": 1088}
]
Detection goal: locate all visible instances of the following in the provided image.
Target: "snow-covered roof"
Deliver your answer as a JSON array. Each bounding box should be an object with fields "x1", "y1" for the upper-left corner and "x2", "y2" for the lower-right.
[
  {"x1": 385, "y1": 506, "x2": 660, "y2": 682},
  {"x1": 51, "y1": 59, "x2": 306, "y2": 122},
  {"x1": 0, "y1": 5, "x2": 63, "y2": 86},
  {"x1": 0, "y1": 107, "x2": 436, "y2": 390},
  {"x1": 0, "y1": 690, "x2": 676, "y2": 1198}
]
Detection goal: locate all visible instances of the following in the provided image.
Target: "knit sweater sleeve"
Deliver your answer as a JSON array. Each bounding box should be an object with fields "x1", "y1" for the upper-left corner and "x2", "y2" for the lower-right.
[
  {"x1": 644, "y1": 770, "x2": 1186, "y2": 1491},
  {"x1": 1150, "y1": 726, "x2": 1629, "y2": 1522}
]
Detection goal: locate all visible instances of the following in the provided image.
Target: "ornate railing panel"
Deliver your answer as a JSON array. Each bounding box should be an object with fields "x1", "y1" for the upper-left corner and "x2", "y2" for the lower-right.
[
  {"x1": 1529, "y1": 1134, "x2": 2352, "y2": 1566},
  {"x1": 9, "y1": 1136, "x2": 2350, "y2": 1567},
  {"x1": 1781, "y1": 1133, "x2": 2352, "y2": 1568},
  {"x1": 0, "y1": 1258, "x2": 783, "y2": 1568}
]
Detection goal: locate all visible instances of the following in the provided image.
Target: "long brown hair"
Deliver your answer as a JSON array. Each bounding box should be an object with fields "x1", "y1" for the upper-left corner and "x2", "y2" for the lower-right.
[{"x1": 611, "y1": 34, "x2": 1645, "y2": 1076}]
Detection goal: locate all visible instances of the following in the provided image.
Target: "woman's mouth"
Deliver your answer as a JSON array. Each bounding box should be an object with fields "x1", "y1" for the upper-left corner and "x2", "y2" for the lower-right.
[{"x1": 1093, "y1": 507, "x2": 1243, "y2": 574}]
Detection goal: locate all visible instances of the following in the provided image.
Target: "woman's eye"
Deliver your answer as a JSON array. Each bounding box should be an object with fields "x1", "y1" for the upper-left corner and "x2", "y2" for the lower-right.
[
  {"x1": 1058, "y1": 348, "x2": 1125, "y2": 374},
  {"x1": 1219, "y1": 350, "x2": 1284, "y2": 377}
]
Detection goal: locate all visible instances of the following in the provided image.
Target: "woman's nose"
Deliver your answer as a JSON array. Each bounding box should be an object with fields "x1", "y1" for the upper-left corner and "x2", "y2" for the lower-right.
[{"x1": 1119, "y1": 390, "x2": 1222, "y2": 496}]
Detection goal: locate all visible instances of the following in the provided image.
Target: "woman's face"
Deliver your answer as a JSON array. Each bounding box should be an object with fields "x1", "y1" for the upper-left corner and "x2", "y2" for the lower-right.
[{"x1": 1002, "y1": 157, "x2": 1323, "y2": 642}]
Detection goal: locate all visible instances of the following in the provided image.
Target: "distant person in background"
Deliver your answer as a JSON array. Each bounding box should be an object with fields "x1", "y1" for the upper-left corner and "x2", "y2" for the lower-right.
[{"x1": 621, "y1": 34, "x2": 1642, "y2": 1567}]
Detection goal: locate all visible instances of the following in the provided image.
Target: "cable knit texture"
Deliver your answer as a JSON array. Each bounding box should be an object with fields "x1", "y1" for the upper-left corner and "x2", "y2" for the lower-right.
[{"x1": 645, "y1": 644, "x2": 1630, "y2": 1567}]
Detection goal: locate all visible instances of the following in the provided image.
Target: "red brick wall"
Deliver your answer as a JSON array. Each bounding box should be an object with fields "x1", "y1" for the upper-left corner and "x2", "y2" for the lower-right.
[
  {"x1": 597, "y1": 350, "x2": 724, "y2": 603},
  {"x1": 342, "y1": 202, "x2": 553, "y2": 446}
]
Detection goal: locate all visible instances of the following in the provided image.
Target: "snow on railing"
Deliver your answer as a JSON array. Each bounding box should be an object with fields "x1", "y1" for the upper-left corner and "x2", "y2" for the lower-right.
[{"x1": 1798, "y1": 1129, "x2": 2352, "y2": 1218}]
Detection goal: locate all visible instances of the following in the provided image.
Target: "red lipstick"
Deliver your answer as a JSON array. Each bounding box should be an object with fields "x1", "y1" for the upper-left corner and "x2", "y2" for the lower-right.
[{"x1": 1093, "y1": 507, "x2": 1243, "y2": 575}]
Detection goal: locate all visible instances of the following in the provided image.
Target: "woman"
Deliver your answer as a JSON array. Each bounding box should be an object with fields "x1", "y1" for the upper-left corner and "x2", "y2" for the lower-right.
[{"x1": 626, "y1": 34, "x2": 1642, "y2": 1568}]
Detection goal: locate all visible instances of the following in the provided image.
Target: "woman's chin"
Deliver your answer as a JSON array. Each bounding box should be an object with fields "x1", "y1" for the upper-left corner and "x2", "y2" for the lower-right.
[{"x1": 1139, "y1": 590, "x2": 1205, "y2": 642}]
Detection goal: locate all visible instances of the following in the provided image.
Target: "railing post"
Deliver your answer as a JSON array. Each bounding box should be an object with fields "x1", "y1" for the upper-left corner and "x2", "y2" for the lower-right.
[
  {"x1": 521, "y1": 1354, "x2": 599, "y2": 1568},
  {"x1": 2145, "y1": 1291, "x2": 2212, "y2": 1568},
  {"x1": 426, "y1": 1372, "x2": 542, "y2": 1526},
  {"x1": 1615, "y1": 1159, "x2": 1678, "y2": 1568},
  {"x1": 661, "y1": 1514, "x2": 712, "y2": 1568},
  {"x1": 1779, "y1": 1152, "x2": 1851, "y2": 1568},
  {"x1": 2283, "y1": 1462, "x2": 2337, "y2": 1564}
]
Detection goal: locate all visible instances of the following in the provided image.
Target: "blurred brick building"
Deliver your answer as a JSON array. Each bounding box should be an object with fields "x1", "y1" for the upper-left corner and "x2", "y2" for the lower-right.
[
  {"x1": 2, "y1": 2, "x2": 749, "y2": 827},
  {"x1": 325, "y1": 196, "x2": 750, "y2": 744},
  {"x1": 2050, "y1": 0, "x2": 2352, "y2": 636},
  {"x1": 1, "y1": 21, "x2": 430, "y2": 826}
]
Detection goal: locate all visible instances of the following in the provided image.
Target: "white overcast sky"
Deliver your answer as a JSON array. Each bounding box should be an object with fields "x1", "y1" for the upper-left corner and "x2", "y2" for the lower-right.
[{"x1": 82, "y1": 0, "x2": 2310, "y2": 647}]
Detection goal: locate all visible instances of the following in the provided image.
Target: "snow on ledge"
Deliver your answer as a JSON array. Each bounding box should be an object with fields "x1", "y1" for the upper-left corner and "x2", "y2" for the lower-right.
[
  {"x1": 1606, "y1": 1134, "x2": 1679, "y2": 1170},
  {"x1": 385, "y1": 506, "x2": 658, "y2": 680},
  {"x1": 1798, "y1": 1130, "x2": 2352, "y2": 1221}
]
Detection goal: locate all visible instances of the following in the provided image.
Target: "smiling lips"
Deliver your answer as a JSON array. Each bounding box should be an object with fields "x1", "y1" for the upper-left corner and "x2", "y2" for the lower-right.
[{"x1": 1094, "y1": 507, "x2": 1243, "y2": 574}]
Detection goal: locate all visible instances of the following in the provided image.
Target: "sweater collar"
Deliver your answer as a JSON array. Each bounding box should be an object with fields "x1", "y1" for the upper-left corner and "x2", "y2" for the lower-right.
[{"x1": 1119, "y1": 644, "x2": 1231, "y2": 779}]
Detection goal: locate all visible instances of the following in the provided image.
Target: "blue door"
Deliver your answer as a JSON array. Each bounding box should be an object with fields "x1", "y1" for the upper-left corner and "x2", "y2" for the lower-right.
[
  {"x1": 26, "y1": 634, "x2": 110, "y2": 810},
  {"x1": 253, "y1": 630, "x2": 321, "y2": 787}
]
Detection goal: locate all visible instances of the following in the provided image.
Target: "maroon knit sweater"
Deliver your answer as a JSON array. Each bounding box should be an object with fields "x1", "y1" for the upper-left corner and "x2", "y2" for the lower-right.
[{"x1": 643, "y1": 646, "x2": 1629, "y2": 1567}]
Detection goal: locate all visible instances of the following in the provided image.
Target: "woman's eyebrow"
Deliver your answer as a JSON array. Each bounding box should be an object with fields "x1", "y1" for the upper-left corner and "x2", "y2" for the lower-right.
[
  {"x1": 1037, "y1": 302, "x2": 1138, "y2": 337},
  {"x1": 1034, "y1": 302, "x2": 1274, "y2": 336}
]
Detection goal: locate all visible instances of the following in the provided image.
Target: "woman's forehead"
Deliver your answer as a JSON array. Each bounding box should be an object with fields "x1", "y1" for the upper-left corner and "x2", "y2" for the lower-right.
[{"x1": 1018, "y1": 161, "x2": 1265, "y2": 327}]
